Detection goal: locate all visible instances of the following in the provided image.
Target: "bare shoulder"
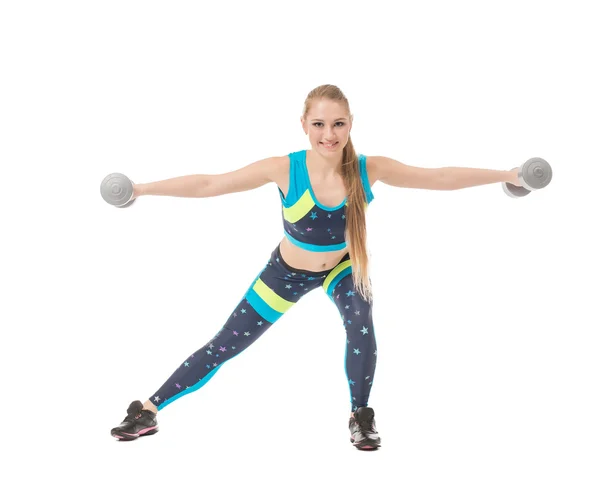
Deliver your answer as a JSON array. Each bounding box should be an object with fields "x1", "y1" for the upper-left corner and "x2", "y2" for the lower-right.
[
  {"x1": 267, "y1": 154, "x2": 290, "y2": 182},
  {"x1": 364, "y1": 155, "x2": 387, "y2": 184}
]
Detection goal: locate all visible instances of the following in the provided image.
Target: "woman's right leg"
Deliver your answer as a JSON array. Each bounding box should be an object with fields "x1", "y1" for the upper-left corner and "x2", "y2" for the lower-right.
[
  {"x1": 148, "y1": 287, "x2": 277, "y2": 411},
  {"x1": 111, "y1": 276, "x2": 277, "y2": 441},
  {"x1": 147, "y1": 244, "x2": 325, "y2": 412}
]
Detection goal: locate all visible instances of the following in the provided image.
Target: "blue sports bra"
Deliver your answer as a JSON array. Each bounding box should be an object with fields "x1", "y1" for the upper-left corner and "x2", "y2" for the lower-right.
[{"x1": 278, "y1": 150, "x2": 374, "y2": 252}]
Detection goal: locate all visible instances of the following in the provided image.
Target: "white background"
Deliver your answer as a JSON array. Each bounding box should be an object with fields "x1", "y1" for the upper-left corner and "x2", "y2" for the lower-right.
[{"x1": 1, "y1": 0, "x2": 598, "y2": 476}]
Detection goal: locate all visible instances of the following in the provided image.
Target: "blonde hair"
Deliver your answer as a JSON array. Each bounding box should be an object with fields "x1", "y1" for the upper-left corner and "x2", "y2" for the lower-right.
[{"x1": 302, "y1": 85, "x2": 373, "y2": 303}]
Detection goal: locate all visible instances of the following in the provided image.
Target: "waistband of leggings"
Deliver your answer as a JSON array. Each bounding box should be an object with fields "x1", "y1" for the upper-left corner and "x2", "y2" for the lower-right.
[{"x1": 275, "y1": 243, "x2": 342, "y2": 276}]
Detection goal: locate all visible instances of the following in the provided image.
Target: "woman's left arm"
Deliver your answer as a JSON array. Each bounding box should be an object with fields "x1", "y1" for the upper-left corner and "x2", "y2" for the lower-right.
[{"x1": 368, "y1": 155, "x2": 520, "y2": 191}]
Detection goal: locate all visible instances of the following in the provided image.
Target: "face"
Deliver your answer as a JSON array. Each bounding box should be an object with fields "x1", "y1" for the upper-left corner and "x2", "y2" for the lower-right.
[{"x1": 302, "y1": 98, "x2": 352, "y2": 154}]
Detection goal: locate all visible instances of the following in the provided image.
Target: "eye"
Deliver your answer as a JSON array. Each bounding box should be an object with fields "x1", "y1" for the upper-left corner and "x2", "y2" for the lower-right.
[{"x1": 312, "y1": 122, "x2": 345, "y2": 127}]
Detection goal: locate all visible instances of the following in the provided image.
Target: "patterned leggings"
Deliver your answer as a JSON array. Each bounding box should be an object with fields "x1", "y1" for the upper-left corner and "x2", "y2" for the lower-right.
[{"x1": 150, "y1": 243, "x2": 377, "y2": 412}]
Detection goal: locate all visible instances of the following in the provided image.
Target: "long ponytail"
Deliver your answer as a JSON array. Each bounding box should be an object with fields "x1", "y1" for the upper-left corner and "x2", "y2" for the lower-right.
[{"x1": 302, "y1": 85, "x2": 372, "y2": 302}]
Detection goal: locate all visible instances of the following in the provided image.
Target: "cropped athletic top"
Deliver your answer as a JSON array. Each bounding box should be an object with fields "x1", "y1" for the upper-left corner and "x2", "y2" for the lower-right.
[{"x1": 278, "y1": 149, "x2": 374, "y2": 252}]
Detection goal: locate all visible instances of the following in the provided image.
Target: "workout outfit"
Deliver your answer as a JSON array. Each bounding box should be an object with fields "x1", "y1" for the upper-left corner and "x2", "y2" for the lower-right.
[{"x1": 112, "y1": 150, "x2": 381, "y2": 449}]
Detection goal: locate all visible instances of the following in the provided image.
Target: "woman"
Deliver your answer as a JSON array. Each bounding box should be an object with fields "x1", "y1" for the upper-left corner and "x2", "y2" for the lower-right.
[{"x1": 110, "y1": 84, "x2": 520, "y2": 451}]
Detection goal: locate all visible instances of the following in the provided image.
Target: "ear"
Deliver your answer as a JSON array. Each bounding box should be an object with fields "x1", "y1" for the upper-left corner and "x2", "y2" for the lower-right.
[{"x1": 301, "y1": 117, "x2": 307, "y2": 134}]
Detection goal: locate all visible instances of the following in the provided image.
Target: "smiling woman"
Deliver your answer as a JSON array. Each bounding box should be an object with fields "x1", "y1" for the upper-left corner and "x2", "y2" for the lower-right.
[
  {"x1": 105, "y1": 83, "x2": 533, "y2": 452},
  {"x1": 298, "y1": 86, "x2": 373, "y2": 303}
]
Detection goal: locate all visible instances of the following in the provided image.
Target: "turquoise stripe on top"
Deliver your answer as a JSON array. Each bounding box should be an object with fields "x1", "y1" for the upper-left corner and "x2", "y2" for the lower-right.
[
  {"x1": 281, "y1": 151, "x2": 311, "y2": 206},
  {"x1": 282, "y1": 151, "x2": 374, "y2": 206},
  {"x1": 302, "y1": 151, "x2": 346, "y2": 211},
  {"x1": 358, "y1": 154, "x2": 374, "y2": 204},
  {"x1": 284, "y1": 230, "x2": 347, "y2": 252}
]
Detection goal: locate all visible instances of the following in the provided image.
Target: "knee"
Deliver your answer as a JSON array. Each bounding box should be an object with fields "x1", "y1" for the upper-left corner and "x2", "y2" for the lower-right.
[{"x1": 346, "y1": 309, "x2": 375, "y2": 340}]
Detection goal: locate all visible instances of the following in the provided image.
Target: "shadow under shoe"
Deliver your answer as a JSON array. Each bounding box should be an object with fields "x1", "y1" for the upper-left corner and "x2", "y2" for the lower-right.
[
  {"x1": 349, "y1": 406, "x2": 381, "y2": 450},
  {"x1": 111, "y1": 400, "x2": 159, "y2": 441}
]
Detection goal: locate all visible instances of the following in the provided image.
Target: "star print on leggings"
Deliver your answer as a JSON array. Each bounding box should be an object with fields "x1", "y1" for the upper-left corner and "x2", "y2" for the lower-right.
[{"x1": 149, "y1": 243, "x2": 376, "y2": 413}]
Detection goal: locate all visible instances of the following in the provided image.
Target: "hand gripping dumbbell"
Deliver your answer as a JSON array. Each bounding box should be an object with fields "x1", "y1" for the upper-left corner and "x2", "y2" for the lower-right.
[
  {"x1": 502, "y1": 157, "x2": 553, "y2": 198},
  {"x1": 100, "y1": 173, "x2": 137, "y2": 208}
]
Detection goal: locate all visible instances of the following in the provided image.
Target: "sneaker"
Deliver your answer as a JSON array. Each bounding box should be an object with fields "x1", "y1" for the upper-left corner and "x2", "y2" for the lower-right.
[
  {"x1": 111, "y1": 400, "x2": 159, "y2": 441},
  {"x1": 349, "y1": 406, "x2": 381, "y2": 450}
]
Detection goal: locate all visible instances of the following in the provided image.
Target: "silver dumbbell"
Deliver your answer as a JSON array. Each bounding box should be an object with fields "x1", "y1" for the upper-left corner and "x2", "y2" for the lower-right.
[
  {"x1": 502, "y1": 157, "x2": 553, "y2": 198},
  {"x1": 100, "y1": 173, "x2": 137, "y2": 207}
]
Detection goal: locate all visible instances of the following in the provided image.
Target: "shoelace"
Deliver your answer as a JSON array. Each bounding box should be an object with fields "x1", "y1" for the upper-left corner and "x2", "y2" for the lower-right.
[
  {"x1": 357, "y1": 418, "x2": 376, "y2": 433},
  {"x1": 124, "y1": 408, "x2": 143, "y2": 422}
]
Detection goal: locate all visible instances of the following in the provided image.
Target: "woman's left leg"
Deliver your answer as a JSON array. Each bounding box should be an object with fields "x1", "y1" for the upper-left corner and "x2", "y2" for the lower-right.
[
  {"x1": 322, "y1": 261, "x2": 382, "y2": 449},
  {"x1": 322, "y1": 261, "x2": 377, "y2": 413}
]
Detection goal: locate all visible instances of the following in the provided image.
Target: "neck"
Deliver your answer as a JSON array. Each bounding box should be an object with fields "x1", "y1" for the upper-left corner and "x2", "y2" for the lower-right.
[{"x1": 307, "y1": 149, "x2": 344, "y2": 177}]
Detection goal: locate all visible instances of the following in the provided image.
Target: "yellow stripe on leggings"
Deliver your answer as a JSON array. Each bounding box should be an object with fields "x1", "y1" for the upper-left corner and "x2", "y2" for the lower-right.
[
  {"x1": 322, "y1": 260, "x2": 352, "y2": 292},
  {"x1": 252, "y1": 278, "x2": 295, "y2": 313}
]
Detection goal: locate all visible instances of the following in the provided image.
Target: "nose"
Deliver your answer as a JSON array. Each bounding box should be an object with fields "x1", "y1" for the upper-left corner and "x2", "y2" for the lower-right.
[{"x1": 324, "y1": 126, "x2": 336, "y2": 140}]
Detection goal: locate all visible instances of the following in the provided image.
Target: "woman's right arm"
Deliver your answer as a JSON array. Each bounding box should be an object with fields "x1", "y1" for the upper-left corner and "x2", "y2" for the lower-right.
[{"x1": 133, "y1": 156, "x2": 287, "y2": 199}]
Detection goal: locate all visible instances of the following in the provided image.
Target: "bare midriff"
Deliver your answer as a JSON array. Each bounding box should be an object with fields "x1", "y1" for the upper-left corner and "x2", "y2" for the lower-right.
[{"x1": 278, "y1": 236, "x2": 347, "y2": 272}]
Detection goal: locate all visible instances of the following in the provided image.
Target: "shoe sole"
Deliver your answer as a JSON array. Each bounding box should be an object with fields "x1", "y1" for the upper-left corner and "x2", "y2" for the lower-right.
[
  {"x1": 112, "y1": 426, "x2": 159, "y2": 441},
  {"x1": 350, "y1": 437, "x2": 381, "y2": 450}
]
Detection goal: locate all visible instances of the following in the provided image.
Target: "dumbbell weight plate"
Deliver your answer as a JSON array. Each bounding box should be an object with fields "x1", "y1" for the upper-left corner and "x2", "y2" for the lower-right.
[
  {"x1": 502, "y1": 181, "x2": 531, "y2": 198},
  {"x1": 116, "y1": 195, "x2": 136, "y2": 208},
  {"x1": 100, "y1": 173, "x2": 135, "y2": 207},
  {"x1": 116, "y1": 180, "x2": 136, "y2": 208},
  {"x1": 520, "y1": 157, "x2": 552, "y2": 191}
]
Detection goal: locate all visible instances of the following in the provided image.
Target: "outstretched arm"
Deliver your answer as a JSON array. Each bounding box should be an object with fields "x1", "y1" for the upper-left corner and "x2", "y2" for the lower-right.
[
  {"x1": 369, "y1": 156, "x2": 519, "y2": 191},
  {"x1": 133, "y1": 156, "x2": 287, "y2": 198}
]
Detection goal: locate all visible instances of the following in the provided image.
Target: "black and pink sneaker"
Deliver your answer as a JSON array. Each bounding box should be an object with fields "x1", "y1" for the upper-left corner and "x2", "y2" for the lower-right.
[
  {"x1": 111, "y1": 400, "x2": 159, "y2": 441},
  {"x1": 349, "y1": 407, "x2": 381, "y2": 450}
]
